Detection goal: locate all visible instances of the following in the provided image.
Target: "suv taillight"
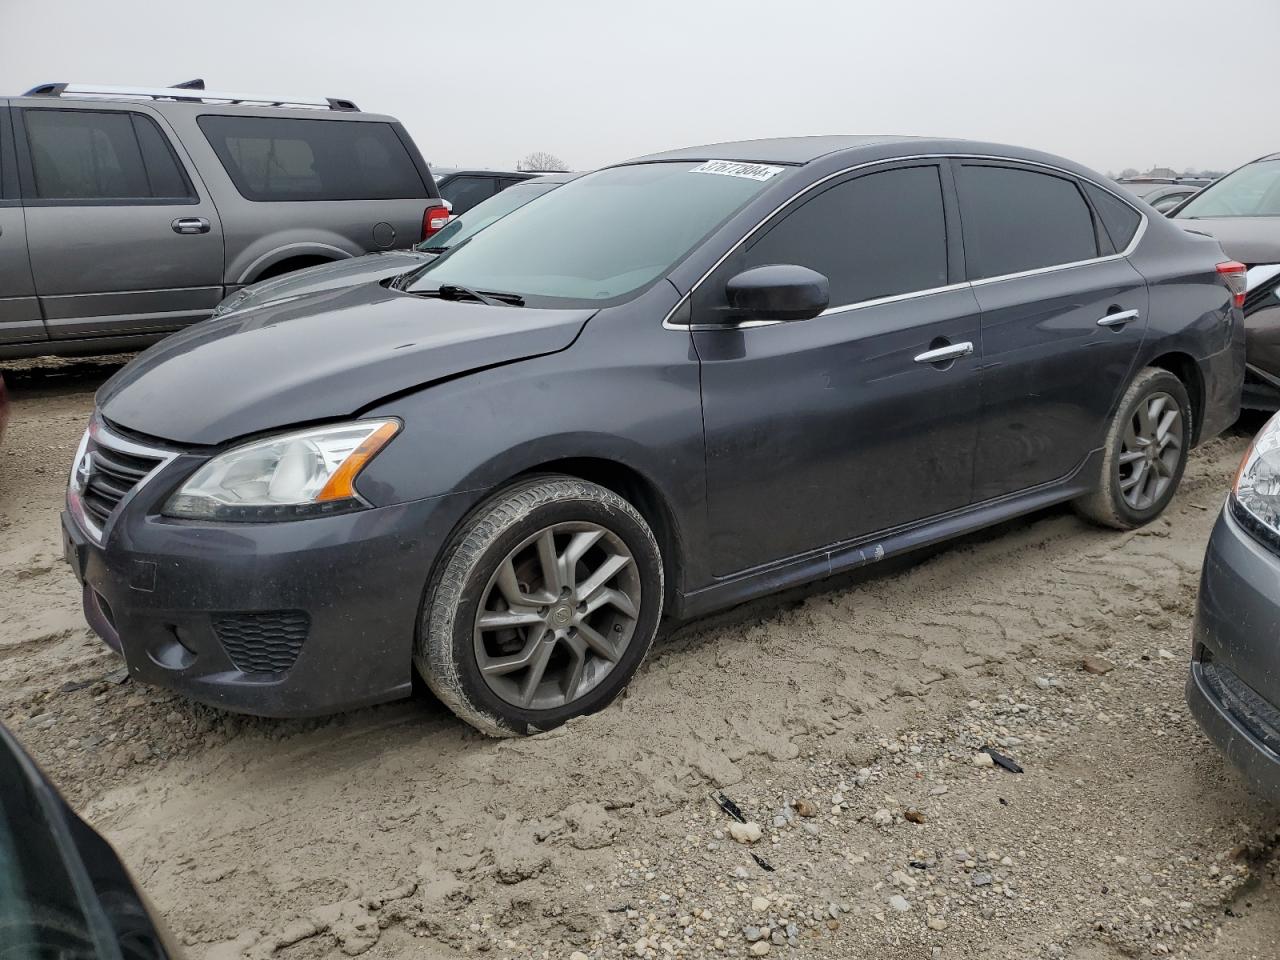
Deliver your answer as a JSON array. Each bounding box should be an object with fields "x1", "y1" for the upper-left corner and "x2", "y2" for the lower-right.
[
  {"x1": 421, "y1": 203, "x2": 450, "y2": 241},
  {"x1": 1217, "y1": 260, "x2": 1247, "y2": 309}
]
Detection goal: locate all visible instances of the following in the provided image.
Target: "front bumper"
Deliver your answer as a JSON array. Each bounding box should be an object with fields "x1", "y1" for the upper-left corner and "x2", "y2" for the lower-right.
[
  {"x1": 1186, "y1": 504, "x2": 1280, "y2": 803},
  {"x1": 62, "y1": 491, "x2": 470, "y2": 718}
]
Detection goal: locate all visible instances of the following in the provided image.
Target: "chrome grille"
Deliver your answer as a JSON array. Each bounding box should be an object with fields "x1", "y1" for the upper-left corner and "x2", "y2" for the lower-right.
[{"x1": 69, "y1": 419, "x2": 176, "y2": 541}]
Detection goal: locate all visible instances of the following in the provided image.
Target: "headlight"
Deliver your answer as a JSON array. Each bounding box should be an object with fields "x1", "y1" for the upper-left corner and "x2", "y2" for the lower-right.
[
  {"x1": 1233, "y1": 413, "x2": 1280, "y2": 538},
  {"x1": 163, "y1": 420, "x2": 399, "y2": 521}
]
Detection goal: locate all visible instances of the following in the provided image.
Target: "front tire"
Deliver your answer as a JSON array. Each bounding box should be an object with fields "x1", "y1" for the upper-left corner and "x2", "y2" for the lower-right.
[
  {"x1": 416, "y1": 476, "x2": 664, "y2": 737},
  {"x1": 1074, "y1": 367, "x2": 1192, "y2": 530}
]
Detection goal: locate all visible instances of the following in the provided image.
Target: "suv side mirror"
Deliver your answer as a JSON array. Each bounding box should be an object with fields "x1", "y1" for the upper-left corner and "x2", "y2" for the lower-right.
[{"x1": 725, "y1": 264, "x2": 830, "y2": 322}]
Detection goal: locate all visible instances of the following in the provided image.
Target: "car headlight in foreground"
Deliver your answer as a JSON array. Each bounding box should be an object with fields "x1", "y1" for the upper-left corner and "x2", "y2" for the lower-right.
[
  {"x1": 1232, "y1": 413, "x2": 1280, "y2": 543},
  {"x1": 164, "y1": 420, "x2": 399, "y2": 521}
]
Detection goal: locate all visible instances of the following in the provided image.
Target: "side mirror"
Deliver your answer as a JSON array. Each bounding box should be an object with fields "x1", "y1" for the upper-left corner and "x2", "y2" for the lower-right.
[{"x1": 725, "y1": 264, "x2": 830, "y2": 322}]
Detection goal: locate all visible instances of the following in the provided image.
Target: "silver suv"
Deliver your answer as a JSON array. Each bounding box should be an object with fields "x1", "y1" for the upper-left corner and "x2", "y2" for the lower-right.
[{"x1": 0, "y1": 81, "x2": 441, "y2": 359}]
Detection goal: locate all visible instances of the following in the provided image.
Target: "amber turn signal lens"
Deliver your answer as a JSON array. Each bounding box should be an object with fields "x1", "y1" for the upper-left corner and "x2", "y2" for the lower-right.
[{"x1": 316, "y1": 421, "x2": 400, "y2": 502}]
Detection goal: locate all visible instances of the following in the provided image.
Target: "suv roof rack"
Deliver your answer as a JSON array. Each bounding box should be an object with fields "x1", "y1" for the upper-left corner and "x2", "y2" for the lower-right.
[{"x1": 23, "y1": 81, "x2": 360, "y2": 112}]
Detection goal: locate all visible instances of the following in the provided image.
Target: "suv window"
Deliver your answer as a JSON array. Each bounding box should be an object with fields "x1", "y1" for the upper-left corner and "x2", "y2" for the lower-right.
[
  {"x1": 743, "y1": 165, "x2": 949, "y2": 306},
  {"x1": 439, "y1": 175, "x2": 497, "y2": 215},
  {"x1": 1176, "y1": 159, "x2": 1280, "y2": 218},
  {"x1": 1083, "y1": 181, "x2": 1142, "y2": 249},
  {"x1": 23, "y1": 109, "x2": 194, "y2": 201},
  {"x1": 957, "y1": 165, "x2": 1098, "y2": 279},
  {"x1": 198, "y1": 115, "x2": 428, "y2": 202}
]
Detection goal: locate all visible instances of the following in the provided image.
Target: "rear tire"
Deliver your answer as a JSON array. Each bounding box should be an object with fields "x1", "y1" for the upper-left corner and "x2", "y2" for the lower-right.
[
  {"x1": 1073, "y1": 367, "x2": 1192, "y2": 529},
  {"x1": 415, "y1": 476, "x2": 664, "y2": 737}
]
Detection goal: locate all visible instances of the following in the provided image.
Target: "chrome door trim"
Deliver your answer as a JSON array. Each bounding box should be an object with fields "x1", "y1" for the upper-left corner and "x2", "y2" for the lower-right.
[{"x1": 663, "y1": 153, "x2": 1147, "y2": 330}]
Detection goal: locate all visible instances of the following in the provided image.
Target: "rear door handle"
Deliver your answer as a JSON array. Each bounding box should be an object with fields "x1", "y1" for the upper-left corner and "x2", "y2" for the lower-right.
[
  {"x1": 914, "y1": 341, "x2": 974, "y2": 364},
  {"x1": 1097, "y1": 308, "x2": 1140, "y2": 327},
  {"x1": 171, "y1": 217, "x2": 210, "y2": 235}
]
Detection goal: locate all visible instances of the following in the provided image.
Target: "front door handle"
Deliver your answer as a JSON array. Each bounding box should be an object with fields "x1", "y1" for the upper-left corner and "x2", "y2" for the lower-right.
[
  {"x1": 1097, "y1": 308, "x2": 1140, "y2": 327},
  {"x1": 171, "y1": 217, "x2": 210, "y2": 235},
  {"x1": 914, "y1": 341, "x2": 974, "y2": 365}
]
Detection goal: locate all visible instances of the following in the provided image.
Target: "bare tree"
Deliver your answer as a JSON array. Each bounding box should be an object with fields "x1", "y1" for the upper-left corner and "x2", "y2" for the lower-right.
[{"x1": 518, "y1": 151, "x2": 568, "y2": 172}]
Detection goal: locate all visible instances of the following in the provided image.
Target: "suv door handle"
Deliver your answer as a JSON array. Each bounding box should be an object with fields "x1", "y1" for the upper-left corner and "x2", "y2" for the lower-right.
[
  {"x1": 914, "y1": 341, "x2": 974, "y2": 364},
  {"x1": 1097, "y1": 308, "x2": 1140, "y2": 327},
  {"x1": 171, "y1": 217, "x2": 210, "y2": 235}
]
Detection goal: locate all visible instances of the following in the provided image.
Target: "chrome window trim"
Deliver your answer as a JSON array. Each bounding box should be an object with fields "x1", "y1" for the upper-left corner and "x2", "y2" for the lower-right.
[
  {"x1": 662, "y1": 153, "x2": 1148, "y2": 331},
  {"x1": 67, "y1": 416, "x2": 180, "y2": 545}
]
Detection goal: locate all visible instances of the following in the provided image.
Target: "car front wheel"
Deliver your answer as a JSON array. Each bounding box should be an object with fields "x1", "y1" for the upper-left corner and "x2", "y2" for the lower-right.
[
  {"x1": 416, "y1": 475, "x2": 664, "y2": 736},
  {"x1": 1074, "y1": 366, "x2": 1193, "y2": 529}
]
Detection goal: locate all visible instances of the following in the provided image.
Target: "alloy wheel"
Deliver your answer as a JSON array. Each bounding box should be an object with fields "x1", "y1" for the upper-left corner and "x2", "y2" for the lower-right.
[
  {"x1": 1118, "y1": 391, "x2": 1183, "y2": 511},
  {"x1": 473, "y1": 521, "x2": 641, "y2": 710}
]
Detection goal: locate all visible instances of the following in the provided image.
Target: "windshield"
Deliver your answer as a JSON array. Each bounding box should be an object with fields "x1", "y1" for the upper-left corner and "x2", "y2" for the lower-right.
[
  {"x1": 407, "y1": 161, "x2": 785, "y2": 304},
  {"x1": 415, "y1": 181, "x2": 560, "y2": 252},
  {"x1": 1176, "y1": 160, "x2": 1280, "y2": 218}
]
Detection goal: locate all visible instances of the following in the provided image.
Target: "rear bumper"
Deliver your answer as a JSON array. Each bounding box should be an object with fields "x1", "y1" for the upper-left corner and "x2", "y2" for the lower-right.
[
  {"x1": 1186, "y1": 504, "x2": 1280, "y2": 803},
  {"x1": 61, "y1": 488, "x2": 471, "y2": 718}
]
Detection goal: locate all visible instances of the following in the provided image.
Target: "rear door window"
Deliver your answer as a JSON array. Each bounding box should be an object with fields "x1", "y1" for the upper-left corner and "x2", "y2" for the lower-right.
[
  {"x1": 957, "y1": 164, "x2": 1099, "y2": 279},
  {"x1": 743, "y1": 164, "x2": 949, "y2": 306},
  {"x1": 1083, "y1": 181, "x2": 1143, "y2": 249},
  {"x1": 198, "y1": 115, "x2": 428, "y2": 201},
  {"x1": 22, "y1": 109, "x2": 194, "y2": 202},
  {"x1": 439, "y1": 175, "x2": 497, "y2": 215}
]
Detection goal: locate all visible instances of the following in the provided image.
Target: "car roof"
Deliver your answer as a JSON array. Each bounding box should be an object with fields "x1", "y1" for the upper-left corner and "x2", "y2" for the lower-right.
[
  {"x1": 437, "y1": 169, "x2": 545, "y2": 179},
  {"x1": 620, "y1": 136, "x2": 1117, "y2": 179}
]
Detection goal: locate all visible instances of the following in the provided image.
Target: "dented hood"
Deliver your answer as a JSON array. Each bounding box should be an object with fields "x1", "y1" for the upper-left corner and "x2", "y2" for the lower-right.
[{"x1": 97, "y1": 282, "x2": 592, "y2": 446}]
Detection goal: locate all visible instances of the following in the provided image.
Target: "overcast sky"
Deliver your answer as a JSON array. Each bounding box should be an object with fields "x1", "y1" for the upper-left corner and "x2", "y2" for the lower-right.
[{"x1": 1, "y1": 0, "x2": 1274, "y2": 176}]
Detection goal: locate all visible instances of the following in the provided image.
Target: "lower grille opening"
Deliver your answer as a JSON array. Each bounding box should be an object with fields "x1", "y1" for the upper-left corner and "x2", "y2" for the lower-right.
[
  {"x1": 1201, "y1": 658, "x2": 1280, "y2": 757},
  {"x1": 213, "y1": 611, "x2": 310, "y2": 675}
]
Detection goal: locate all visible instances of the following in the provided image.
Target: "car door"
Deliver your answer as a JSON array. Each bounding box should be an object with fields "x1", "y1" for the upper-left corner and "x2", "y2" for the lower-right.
[
  {"x1": 690, "y1": 161, "x2": 983, "y2": 577},
  {"x1": 0, "y1": 103, "x2": 45, "y2": 347},
  {"x1": 954, "y1": 161, "x2": 1149, "y2": 501},
  {"x1": 14, "y1": 104, "x2": 224, "y2": 340}
]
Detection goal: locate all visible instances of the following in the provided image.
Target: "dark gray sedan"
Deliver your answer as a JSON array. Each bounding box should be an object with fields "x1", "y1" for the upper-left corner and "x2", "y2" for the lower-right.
[
  {"x1": 62, "y1": 136, "x2": 1243, "y2": 735},
  {"x1": 1188, "y1": 415, "x2": 1280, "y2": 802}
]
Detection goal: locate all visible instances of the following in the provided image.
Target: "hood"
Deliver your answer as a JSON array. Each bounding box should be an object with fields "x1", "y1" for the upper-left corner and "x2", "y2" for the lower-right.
[
  {"x1": 228, "y1": 250, "x2": 431, "y2": 314},
  {"x1": 98, "y1": 282, "x2": 593, "y2": 446},
  {"x1": 1173, "y1": 217, "x2": 1280, "y2": 266}
]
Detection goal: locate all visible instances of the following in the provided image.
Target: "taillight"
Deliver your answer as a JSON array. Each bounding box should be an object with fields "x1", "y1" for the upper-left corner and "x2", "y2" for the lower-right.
[
  {"x1": 1217, "y1": 260, "x2": 1247, "y2": 309},
  {"x1": 421, "y1": 203, "x2": 450, "y2": 241}
]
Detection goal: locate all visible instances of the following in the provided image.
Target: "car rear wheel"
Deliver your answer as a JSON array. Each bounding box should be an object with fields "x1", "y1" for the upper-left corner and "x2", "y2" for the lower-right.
[
  {"x1": 416, "y1": 476, "x2": 664, "y2": 736},
  {"x1": 1074, "y1": 367, "x2": 1192, "y2": 530}
]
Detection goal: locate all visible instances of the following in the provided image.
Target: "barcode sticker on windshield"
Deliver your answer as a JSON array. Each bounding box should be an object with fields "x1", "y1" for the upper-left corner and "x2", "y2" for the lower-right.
[{"x1": 689, "y1": 160, "x2": 785, "y2": 181}]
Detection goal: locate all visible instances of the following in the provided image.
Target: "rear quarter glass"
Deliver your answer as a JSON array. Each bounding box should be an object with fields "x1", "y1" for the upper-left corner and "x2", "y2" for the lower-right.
[{"x1": 197, "y1": 114, "x2": 429, "y2": 202}]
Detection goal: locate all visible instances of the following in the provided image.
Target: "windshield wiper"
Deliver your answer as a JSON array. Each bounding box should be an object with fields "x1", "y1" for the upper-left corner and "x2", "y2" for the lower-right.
[{"x1": 417, "y1": 283, "x2": 524, "y2": 307}]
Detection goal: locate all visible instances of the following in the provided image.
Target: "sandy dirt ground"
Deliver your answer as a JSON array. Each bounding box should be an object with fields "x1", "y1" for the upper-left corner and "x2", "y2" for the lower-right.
[{"x1": 1, "y1": 356, "x2": 1278, "y2": 960}]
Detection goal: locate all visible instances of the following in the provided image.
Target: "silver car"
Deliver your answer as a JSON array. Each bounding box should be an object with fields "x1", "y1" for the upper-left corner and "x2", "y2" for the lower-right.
[
  {"x1": 212, "y1": 172, "x2": 576, "y2": 318},
  {"x1": 0, "y1": 81, "x2": 441, "y2": 359}
]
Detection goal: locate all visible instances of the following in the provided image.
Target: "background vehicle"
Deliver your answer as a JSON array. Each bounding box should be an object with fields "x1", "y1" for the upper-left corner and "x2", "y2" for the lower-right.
[
  {"x1": 1188, "y1": 412, "x2": 1280, "y2": 804},
  {"x1": 1171, "y1": 153, "x2": 1280, "y2": 409},
  {"x1": 0, "y1": 721, "x2": 174, "y2": 957},
  {"x1": 1116, "y1": 176, "x2": 1210, "y2": 214},
  {"x1": 434, "y1": 168, "x2": 556, "y2": 215},
  {"x1": 64, "y1": 137, "x2": 1243, "y2": 736},
  {"x1": 212, "y1": 173, "x2": 575, "y2": 317},
  {"x1": 0, "y1": 80, "x2": 441, "y2": 359}
]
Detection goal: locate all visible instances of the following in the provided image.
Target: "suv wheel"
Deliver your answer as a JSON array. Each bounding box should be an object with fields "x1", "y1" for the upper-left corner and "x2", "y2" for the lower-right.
[
  {"x1": 416, "y1": 476, "x2": 664, "y2": 736},
  {"x1": 1074, "y1": 367, "x2": 1192, "y2": 530}
]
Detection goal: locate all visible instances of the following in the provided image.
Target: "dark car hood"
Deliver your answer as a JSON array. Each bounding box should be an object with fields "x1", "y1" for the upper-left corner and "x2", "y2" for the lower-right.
[
  {"x1": 229, "y1": 250, "x2": 431, "y2": 313},
  {"x1": 98, "y1": 283, "x2": 593, "y2": 446},
  {"x1": 1174, "y1": 217, "x2": 1280, "y2": 266}
]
